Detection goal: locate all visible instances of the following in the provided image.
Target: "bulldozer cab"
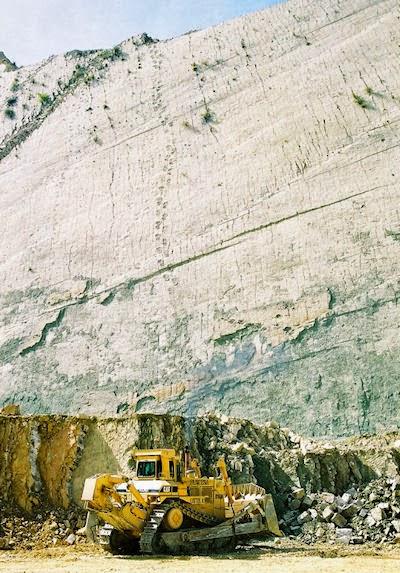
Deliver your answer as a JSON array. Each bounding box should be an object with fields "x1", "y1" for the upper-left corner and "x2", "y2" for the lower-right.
[{"x1": 133, "y1": 449, "x2": 181, "y2": 481}]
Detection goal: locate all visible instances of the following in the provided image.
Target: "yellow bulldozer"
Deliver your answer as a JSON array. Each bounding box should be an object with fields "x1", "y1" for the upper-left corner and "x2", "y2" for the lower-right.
[{"x1": 81, "y1": 447, "x2": 282, "y2": 554}]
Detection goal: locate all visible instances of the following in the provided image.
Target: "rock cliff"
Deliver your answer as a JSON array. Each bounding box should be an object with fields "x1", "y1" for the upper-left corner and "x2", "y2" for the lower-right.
[
  {"x1": 1, "y1": 413, "x2": 399, "y2": 515},
  {"x1": 0, "y1": 0, "x2": 399, "y2": 436}
]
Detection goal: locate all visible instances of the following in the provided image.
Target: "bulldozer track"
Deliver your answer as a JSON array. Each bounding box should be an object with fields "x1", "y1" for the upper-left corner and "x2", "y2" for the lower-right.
[
  {"x1": 139, "y1": 506, "x2": 167, "y2": 554},
  {"x1": 176, "y1": 501, "x2": 221, "y2": 526},
  {"x1": 139, "y1": 500, "x2": 221, "y2": 554}
]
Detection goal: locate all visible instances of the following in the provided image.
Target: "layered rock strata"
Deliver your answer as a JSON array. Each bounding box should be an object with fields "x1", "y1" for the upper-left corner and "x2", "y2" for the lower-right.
[{"x1": 0, "y1": 0, "x2": 400, "y2": 435}]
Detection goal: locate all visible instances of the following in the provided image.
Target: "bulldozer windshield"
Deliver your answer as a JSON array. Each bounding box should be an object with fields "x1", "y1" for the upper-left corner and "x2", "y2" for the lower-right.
[{"x1": 137, "y1": 460, "x2": 157, "y2": 478}]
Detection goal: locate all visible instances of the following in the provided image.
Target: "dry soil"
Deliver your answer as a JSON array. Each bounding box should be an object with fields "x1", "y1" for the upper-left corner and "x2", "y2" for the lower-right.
[{"x1": 1, "y1": 542, "x2": 400, "y2": 573}]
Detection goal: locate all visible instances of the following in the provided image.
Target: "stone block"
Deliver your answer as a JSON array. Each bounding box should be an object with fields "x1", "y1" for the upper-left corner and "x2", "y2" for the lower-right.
[
  {"x1": 289, "y1": 498, "x2": 301, "y2": 510},
  {"x1": 341, "y1": 504, "x2": 358, "y2": 520},
  {"x1": 365, "y1": 515, "x2": 376, "y2": 527},
  {"x1": 301, "y1": 495, "x2": 314, "y2": 508},
  {"x1": 370, "y1": 507, "x2": 385, "y2": 522},
  {"x1": 341, "y1": 492, "x2": 353, "y2": 505},
  {"x1": 331, "y1": 513, "x2": 347, "y2": 527},
  {"x1": 392, "y1": 520, "x2": 400, "y2": 533},
  {"x1": 321, "y1": 493, "x2": 335, "y2": 504},
  {"x1": 322, "y1": 507, "x2": 335, "y2": 521},
  {"x1": 283, "y1": 511, "x2": 297, "y2": 523},
  {"x1": 336, "y1": 528, "x2": 352, "y2": 544},
  {"x1": 66, "y1": 533, "x2": 76, "y2": 545},
  {"x1": 297, "y1": 511, "x2": 312, "y2": 524},
  {"x1": 392, "y1": 505, "x2": 400, "y2": 516},
  {"x1": 292, "y1": 488, "x2": 305, "y2": 500}
]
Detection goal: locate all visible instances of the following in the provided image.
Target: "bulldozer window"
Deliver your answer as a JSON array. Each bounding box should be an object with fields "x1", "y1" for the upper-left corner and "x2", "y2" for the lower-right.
[
  {"x1": 169, "y1": 460, "x2": 175, "y2": 478},
  {"x1": 137, "y1": 460, "x2": 156, "y2": 477}
]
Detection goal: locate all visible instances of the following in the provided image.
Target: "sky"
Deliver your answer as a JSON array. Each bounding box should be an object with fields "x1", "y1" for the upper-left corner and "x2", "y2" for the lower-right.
[
  {"x1": 0, "y1": 0, "x2": 281, "y2": 67},
  {"x1": 0, "y1": 0, "x2": 278, "y2": 65}
]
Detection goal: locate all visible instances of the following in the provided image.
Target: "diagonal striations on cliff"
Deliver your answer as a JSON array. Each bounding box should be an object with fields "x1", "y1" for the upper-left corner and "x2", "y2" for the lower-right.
[{"x1": 0, "y1": 0, "x2": 399, "y2": 437}]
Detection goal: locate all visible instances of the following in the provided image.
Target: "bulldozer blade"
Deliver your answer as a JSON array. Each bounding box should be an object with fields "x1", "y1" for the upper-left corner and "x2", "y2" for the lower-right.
[{"x1": 264, "y1": 494, "x2": 283, "y2": 537}]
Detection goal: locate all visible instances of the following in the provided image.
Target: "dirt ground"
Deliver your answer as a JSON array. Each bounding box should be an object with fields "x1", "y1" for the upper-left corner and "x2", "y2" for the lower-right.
[{"x1": 1, "y1": 541, "x2": 400, "y2": 573}]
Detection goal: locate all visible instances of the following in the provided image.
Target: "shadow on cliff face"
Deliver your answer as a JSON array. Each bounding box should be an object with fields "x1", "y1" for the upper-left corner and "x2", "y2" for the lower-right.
[
  {"x1": 252, "y1": 450, "x2": 380, "y2": 517},
  {"x1": 70, "y1": 424, "x2": 123, "y2": 505},
  {"x1": 296, "y1": 451, "x2": 378, "y2": 494},
  {"x1": 253, "y1": 454, "x2": 296, "y2": 515}
]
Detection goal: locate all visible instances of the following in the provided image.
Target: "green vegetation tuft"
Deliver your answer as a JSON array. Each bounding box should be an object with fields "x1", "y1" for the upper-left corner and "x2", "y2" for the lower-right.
[
  {"x1": 37, "y1": 92, "x2": 51, "y2": 106},
  {"x1": 98, "y1": 46, "x2": 125, "y2": 62},
  {"x1": 70, "y1": 64, "x2": 95, "y2": 86},
  {"x1": 4, "y1": 108, "x2": 15, "y2": 119},
  {"x1": 6, "y1": 96, "x2": 17, "y2": 107},
  {"x1": 385, "y1": 229, "x2": 400, "y2": 242},
  {"x1": 201, "y1": 108, "x2": 216, "y2": 124},
  {"x1": 10, "y1": 79, "x2": 20, "y2": 92},
  {"x1": 352, "y1": 91, "x2": 373, "y2": 109}
]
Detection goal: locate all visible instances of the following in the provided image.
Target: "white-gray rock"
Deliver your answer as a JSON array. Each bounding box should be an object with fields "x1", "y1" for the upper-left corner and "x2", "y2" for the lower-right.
[
  {"x1": 336, "y1": 528, "x2": 353, "y2": 544},
  {"x1": 66, "y1": 533, "x2": 76, "y2": 545},
  {"x1": 322, "y1": 507, "x2": 335, "y2": 521},
  {"x1": 392, "y1": 520, "x2": 400, "y2": 533},
  {"x1": 370, "y1": 507, "x2": 385, "y2": 522},
  {"x1": 297, "y1": 511, "x2": 312, "y2": 525}
]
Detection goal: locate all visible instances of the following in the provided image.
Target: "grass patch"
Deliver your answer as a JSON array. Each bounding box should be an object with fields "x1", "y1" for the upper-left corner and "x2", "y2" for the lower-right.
[
  {"x1": 201, "y1": 108, "x2": 216, "y2": 124},
  {"x1": 10, "y1": 79, "x2": 20, "y2": 92},
  {"x1": 385, "y1": 229, "x2": 400, "y2": 242},
  {"x1": 70, "y1": 64, "x2": 95, "y2": 85},
  {"x1": 365, "y1": 85, "x2": 383, "y2": 97},
  {"x1": 4, "y1": 108, "x2": 15, "y2": 119},
  {"x1": 192, "y1": 60, "x2": 216, "y2": 74},
  {"x1": 37, "y1": 92, "x2": 51, "y2": 106},
  {"x1": 98, "y1": 46, "x2": 125, "y2": 62},
  {"x1": 352, "y1": 91, "x2": 373, "y2": 109},
  {"x1": 6, "y1": 96, "x2": 17, "y2": 106},
  {"x1": 133, "y1": 33, "x2": 157, "y2": 46}
]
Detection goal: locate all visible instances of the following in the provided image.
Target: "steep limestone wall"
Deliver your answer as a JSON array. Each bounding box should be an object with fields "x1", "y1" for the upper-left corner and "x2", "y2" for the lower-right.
[
  {"x1": 0, "y1": 0, "x2": 400, "y2": 435},
  {"x1": 0, "y1": 414, "x2": 399, "y2": 515}
]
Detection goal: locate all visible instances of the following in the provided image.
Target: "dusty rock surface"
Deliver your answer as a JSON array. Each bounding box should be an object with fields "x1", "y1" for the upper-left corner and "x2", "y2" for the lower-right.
[{"x1": 0, "y1": 0, "x2": 400, "y2": 436}]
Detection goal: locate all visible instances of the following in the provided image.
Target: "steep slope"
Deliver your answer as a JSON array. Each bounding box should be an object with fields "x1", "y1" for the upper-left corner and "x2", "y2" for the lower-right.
[{"x1": 0, "y1": 0, "x2": 399, "y2": 436}]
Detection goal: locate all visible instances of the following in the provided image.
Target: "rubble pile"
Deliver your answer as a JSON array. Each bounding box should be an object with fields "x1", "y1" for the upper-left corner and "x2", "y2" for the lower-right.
[
  {"x1": 282, "y1": 477, "x2": 400, "y2": 545},
  {"x1": 0, "y1": 506, "x2": 87, "y2": 550}
]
